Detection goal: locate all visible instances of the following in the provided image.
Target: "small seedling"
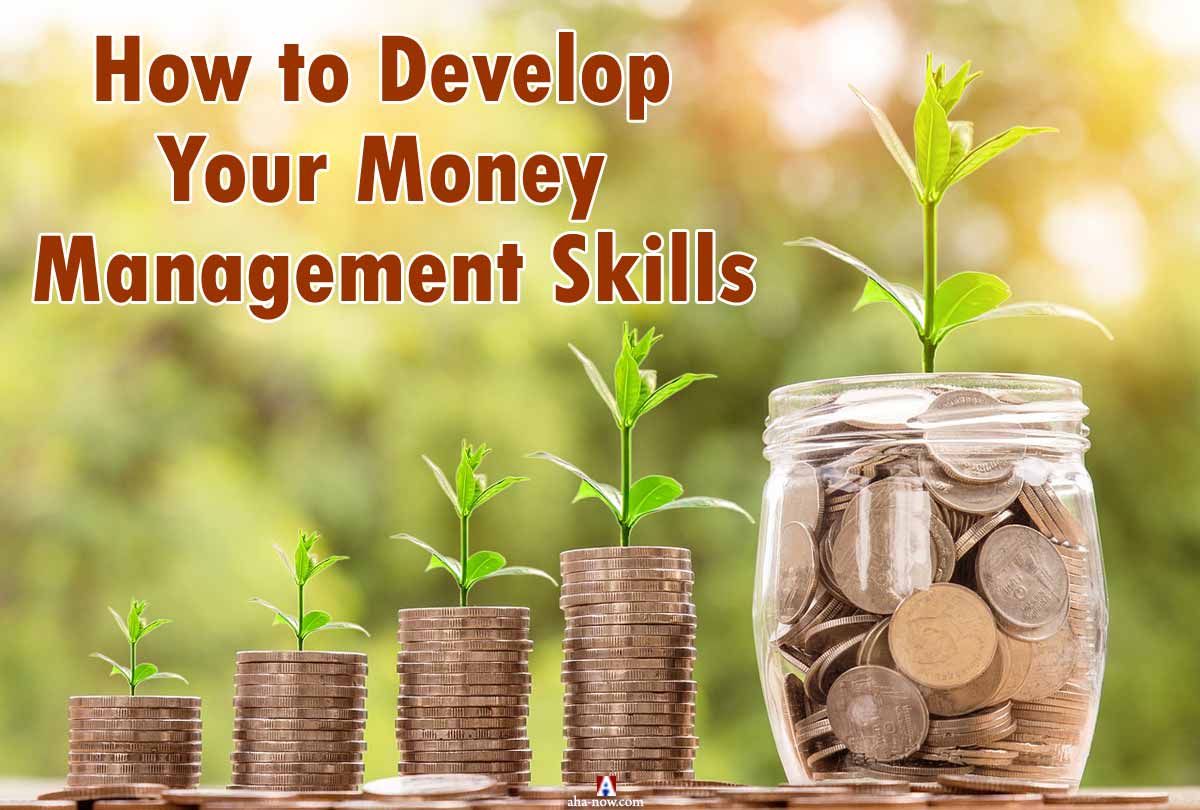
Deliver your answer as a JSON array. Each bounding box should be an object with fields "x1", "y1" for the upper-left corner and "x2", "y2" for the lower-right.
[
  {"x1": 395, "y1": 441, "x2": 557, "y2": 607},
  {"x1": 91, "y1": 598, "x2": 187, "y2": 696},
  {"x1": 788, "y1": 55, "x2": 1111, "y2": 372},
  {"x1": 251, "y1": 530, "x2": 369, "y2": 651},
  {"x1": 531, "y1": 323, "x2": 753, "y2": 547}
]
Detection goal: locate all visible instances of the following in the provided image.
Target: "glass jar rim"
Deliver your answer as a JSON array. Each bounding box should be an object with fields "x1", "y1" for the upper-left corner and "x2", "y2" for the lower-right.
[
  {"x1": 764, "y1": 372, "x2": 1090, "y2": 458},
  {"x1": 769, "y1": 372, "x2": 1081, "y2": 410}
]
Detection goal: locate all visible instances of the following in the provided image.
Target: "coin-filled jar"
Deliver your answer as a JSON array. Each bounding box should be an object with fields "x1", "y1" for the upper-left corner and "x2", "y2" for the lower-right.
[{"x1": 753, "y1": 374, "x2": 1106, "y2": 787}]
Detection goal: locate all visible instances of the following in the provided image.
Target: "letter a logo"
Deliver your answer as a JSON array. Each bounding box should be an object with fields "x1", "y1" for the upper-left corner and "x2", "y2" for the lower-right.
[{"x1": 595, "y1": 775, "x2": 617, "y2": 797}]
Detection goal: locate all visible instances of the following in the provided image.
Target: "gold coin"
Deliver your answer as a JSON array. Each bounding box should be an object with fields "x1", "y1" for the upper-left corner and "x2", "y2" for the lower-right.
[
  {"x1": 561, "y1": 546, "x2": 690, "y2": 562},
  {"x1": 937, "y1": 774, "x2": 1071, "y2": 795},
  {"x1": 235, "y1": 651, "x2": 366, "y2": 665},
  {"x1": 397, "y1": 607, "x2": 528, "y2": 620},
  {"x1": 68, "y1": 697, "x2": 200, "y2": 709},
  {"x1": 396, "y1": 695, "x2": 527, "y2": 708},
  {"x1": 230, "y1": 708, "x2": 364, "y2": 720},
  {"x1": 400, "y1": 639, "x2": 532, "y2": 653},
  {"x1": 890, "y1": 583, "x2": 998, "y2": 689},
  {"x1": 235, "y1": 662, "x2": 366, "y2": 676},
  {"x1": 563, "y1": 567, "x2": 696, "y2": 582}
]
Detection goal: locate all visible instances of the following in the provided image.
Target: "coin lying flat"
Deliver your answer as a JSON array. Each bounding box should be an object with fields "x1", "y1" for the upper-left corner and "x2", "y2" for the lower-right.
[
  {"x1": 921, "y1": 456, "x2": 1023, "y2": 516},
  {"x1": 890, "y1": 584, "x2": 998, "y2": 689},
  {"x1": 235, "y1": 651, "x2": 367, "y2": 665},
  {"x1": 363, "y1": 774, "x2": 501, "y2": 798},
  {"x1": 40, "y1": 785, "x2": 171, "y2": 801},
  {"x1": 561, "y1": 546, "x2": 691, "y2": 562},
  {"x1": 937, "y1": 773, "x2": 1071, "y2": 795}
]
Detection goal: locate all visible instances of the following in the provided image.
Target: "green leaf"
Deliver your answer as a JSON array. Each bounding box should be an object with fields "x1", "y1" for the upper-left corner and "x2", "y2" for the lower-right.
[
  {"x1": 937, "y1": 61, "x2": 978, "y2": 113},
  {"x1": 648, "y1": 496, "x2": 755, "y2": 523},
  {"x1": 854, "y1": 279, "x2": 926, "y2": 327},
  {"x1": 635, "y1": 373, "x2": 716, "y2": 422},
  {"x1": 294, "y1": 539, "x2": 312, "y2": 586},
  {"x1": 463, "y1": 551, "x2": 507, "y2": 588},
  {"x1": 931, "y1": 272, "x2": 1011, "y2": 340},
  {"x1": 306, "y1": 555, "x2": 348, "y2": 582},
  {"x1": 108, "y1": 607, "x2": 130, "y2": 643},
  {"x1": 422, "y1": 455, "x2": 461, "y2": 516},
  {"x1": 249, "y1": 597, "x2": 300, "y2": 634},
  {"x1": 527, "y1": 452, "x2": 622, "y2": 521},
  {"x1": 308, "y1": 620, "x2": 370, "y2": 637},
  {"x1": 299, "y1": 610, "x2": 331, "y2": 638},
  {"x1": 91, "y1": 652, "x2": 131, "y2": 683},
  {"x1": 570, "y1": 343, "x2": 621, "y2": 425},
  {"x1": 914, "y1": 87, "x2": 950, "y2": 197},
  {"x1": 137, "y1": 618, "x2": 171, "y2": 642},
  {"x1": 849, "y1": 84, "x2": 922, "y2": 197},
  {"x1": 574, "y1": 479, "x2": 622, "y2": 512},
  {"x1": 943, "y1": 121, "x2": 974, "y2": 186},
  {"x1": 469, "y1": 565, "x2": 559, "y2": 588},
  {"x1": 624, "y1": 323, "x2": 661, "y2": 363},
  {"x1": 130, "y1": 663, "x2": 158, "y2": 687},
  {"x1": 613, "y1": 347, "x2": 643, "y2": 424},
  {"x1": 126, "y1": 599, "x2": 146, "y2": 643},
  {"x1": 142, "y1": 670, "x2": 189, "y2": 684},
  {"x1": 455, "y1": 442, "x2": 481, "y2": 515},
  {"x1": 626, "y1": 475, "x2": 684, "y2": 522},
  {"x1": 391, "y1": 533, "x2": 463, "y2": 582},
  {"x1": 273, "y1": 544, "x2": 296, "y2": 582},
  {"x1": 944, "y1": 126, "x2": 1057, "y2": 189},
  {"x1": 470, "y1": 476, "x2": 528, "y2": 514},
  {"x1": 944, "y1": 301, "x2": 1113, "y2": 341},
  {"x1": 786, "y1": 238, "x2": 924, "y2": 332}
]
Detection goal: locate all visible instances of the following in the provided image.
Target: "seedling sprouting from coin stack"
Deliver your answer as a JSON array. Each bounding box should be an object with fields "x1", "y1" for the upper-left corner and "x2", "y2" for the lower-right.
[
  {"x1": 233, "y1": 531, "x2": 370, "y2": 791},
  {"x1": 393, "y1": 442, "x2": 557, "y2": 784},
  {"x1": 531, "y1": 323, "x2": 753, "y2": 784},
  {"x1": 755, "y1": 56, "x2": 1111, "y2": 790},
  {"x1": 69, "y1": 599, "x2": 201, "y2": 788}
]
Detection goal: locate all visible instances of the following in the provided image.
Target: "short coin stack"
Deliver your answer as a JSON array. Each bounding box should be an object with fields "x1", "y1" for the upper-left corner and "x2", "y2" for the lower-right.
[
  {"x1": 230, "y1": 650, "x2": 367, "y2": 791},
  {"x1": 396, "y1": 607, "x2": 533, "y2": 784},
  {"x1": 67, "y1": 695, "x2": 201, "y2": 788},
  {"x1": 560, "y1": 546, "x2": 699, "y2": 784}
]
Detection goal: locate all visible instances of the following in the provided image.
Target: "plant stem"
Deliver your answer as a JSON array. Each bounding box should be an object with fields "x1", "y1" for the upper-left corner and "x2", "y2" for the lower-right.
[
  {"x1": 297, "y1": 581, "x2": 305, "y2": 651},
  {"x1": 619, "y1": 426, "x2": 632, "y2": 547},
  {"x1": 129, "y1": 638, "x2": 136, "y2": 697},
  {"x1": 459, "y1": 514, "x2": 470, "y2": 607},
  {"x1": 922, "y1": 200, "x2": 939, "y2": 373}
]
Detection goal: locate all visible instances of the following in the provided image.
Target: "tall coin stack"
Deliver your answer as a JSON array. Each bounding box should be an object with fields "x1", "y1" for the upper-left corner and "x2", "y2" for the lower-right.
[
  {"x1": 230, "y1": 651, "x2": 367, "y2": 791},
  {"x1": 396, "y1": 607, "x2": 533, "y2": 784},
  {"x1": 560, "y1": 546, "x2": 699, "y2": 784},
  {"x1": 67, "y1": 695, "x2": 202, "y2": 788}
]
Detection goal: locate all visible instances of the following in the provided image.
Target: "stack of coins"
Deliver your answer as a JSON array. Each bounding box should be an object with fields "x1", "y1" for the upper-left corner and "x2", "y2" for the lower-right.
[
  {"x1": 67, "y1": 695, "x2": 201, "y2": 788},
  {"x1": 396, "y1": 607, "x2": 533, "y2": 784},
  {"x1": 230, "y1": 651, "x2": 367, "y2": 791},
  {"x1": 560, "y1": 546, "x2": 699, "y2": 784}
]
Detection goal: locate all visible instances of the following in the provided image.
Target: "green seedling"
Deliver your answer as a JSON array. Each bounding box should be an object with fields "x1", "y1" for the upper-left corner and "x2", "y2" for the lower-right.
[
  {"x1": 788, "y1": 55, "x2": 1111, "y2": 372},
  {"x1": 531, "y1": 323, "x2": 753, "y2": 547},
  {"x1": 251, "y1": 530, "x2": 369, "y2": 651},
  {"x1": 91, "y1": 598, "x2": 187, "y2": 696},
  {"x1": 395, "y1": 441, "x2": 557, "y2": 607}
]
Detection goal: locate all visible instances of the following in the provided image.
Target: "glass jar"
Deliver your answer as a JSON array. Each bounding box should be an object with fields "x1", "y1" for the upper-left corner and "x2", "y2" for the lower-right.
[{"x1": 753, "y1": 374, "x2": 1107, "y2": 787}]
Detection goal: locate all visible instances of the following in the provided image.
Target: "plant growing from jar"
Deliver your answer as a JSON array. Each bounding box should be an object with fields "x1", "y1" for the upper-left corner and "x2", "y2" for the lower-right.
[
  {"x1": 394, "y1": 440, "x2": 558, "y2": 606},
  {"x1": 91, "y1": 598, "x2": 188, "y2": 696},
  {"x1": 531, "y1": 323, "x2": 753, "y2": 545},
  {"x1": 250, "y1": 530, "x2": 369, "y2": 650},
  {"x1": 788, "y1": 55, "x2": 1110, "y2": 372}
]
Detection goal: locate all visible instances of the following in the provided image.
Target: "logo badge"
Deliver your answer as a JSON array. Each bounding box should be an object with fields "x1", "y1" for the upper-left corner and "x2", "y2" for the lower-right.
[{"x1": 595, "y1": 775, "x2": 618, "y2": 797}]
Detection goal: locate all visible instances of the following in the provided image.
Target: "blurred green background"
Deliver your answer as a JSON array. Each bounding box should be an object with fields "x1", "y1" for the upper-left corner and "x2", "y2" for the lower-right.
[{"x1": 2, "y1": 0, "x2": 1197, "y2": 789}]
